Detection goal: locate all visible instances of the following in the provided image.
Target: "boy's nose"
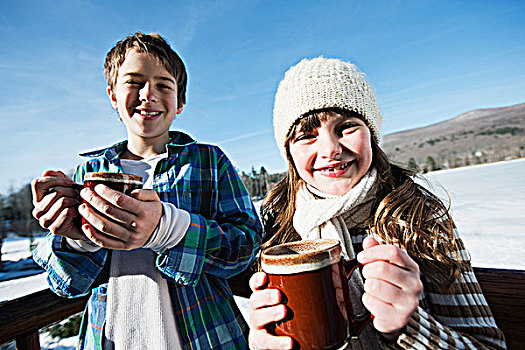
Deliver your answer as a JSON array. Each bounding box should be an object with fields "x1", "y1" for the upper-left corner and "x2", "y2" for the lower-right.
[
  {"x1": 318, "y1": 133, "x2": 342, "y2": 158},
  {"x1": 139, "y1": 82, "x2": 157, "y2": 102}
]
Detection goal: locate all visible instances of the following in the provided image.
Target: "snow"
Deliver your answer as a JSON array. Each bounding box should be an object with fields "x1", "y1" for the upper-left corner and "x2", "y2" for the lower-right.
[
  {"x1": 420, "y1": 158, "x2": 525, "y2": 269},
  {"x1": 1, "y1": 237, "x2": 42, "y2": 261},
  {"x1": 0, "y1": 273, "x2": 48, "y2": 301},
  {"x1": 1, "y1": 159, "x2": 524, "y2": 349},
  {"x1": 0, "y1": 237, "x2": 47, "y2": 300}
]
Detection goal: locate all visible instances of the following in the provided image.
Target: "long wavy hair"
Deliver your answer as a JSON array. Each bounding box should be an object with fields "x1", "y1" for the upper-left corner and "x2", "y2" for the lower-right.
[{"x1": 261, "y1": 109, "x2": 466, "y2": 286}]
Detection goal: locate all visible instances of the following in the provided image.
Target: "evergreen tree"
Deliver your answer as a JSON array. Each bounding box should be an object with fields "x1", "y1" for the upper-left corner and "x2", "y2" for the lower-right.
[
  {"x1": 259, "y1": 166, "x2": 269, "y2": 196},
  {"x1": 408, "y1": 157, "x2": 418, "y2": 171},
  {"x1": 426, "y1": 156, "x2": 437, "y2": 171}
]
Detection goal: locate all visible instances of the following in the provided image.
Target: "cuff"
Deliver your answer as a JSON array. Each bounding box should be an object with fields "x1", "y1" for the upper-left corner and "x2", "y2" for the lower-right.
[
  {"x1": 64, "y1": 237, "x2": 102, "y2": 253},
  {"x1": 143, "y1": 201, "x2": 190, "y2": 253}
]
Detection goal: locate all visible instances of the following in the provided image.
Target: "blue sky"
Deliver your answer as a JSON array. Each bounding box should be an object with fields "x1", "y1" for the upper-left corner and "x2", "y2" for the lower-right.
[{"x1": 1, "y1": 0, "x2": 524, "y2": 195}]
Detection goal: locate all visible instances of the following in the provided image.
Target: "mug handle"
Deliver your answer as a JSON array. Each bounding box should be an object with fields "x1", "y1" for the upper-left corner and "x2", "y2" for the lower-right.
[{"x1": 343, "y1": 259, "x2": 373, "y2": 336}]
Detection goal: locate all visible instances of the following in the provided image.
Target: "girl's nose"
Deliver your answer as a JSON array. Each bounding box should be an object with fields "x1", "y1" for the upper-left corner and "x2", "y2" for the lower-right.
[
  {"x1": 318, "y1": 133, "x2": 342, "y2": 158},
  {"x1": 139, "y1": 82, "x2": 157, "y2": 102}
]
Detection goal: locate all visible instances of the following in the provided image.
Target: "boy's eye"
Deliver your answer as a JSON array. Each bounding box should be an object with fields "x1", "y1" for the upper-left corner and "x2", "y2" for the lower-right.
[
  {"x1": 125, "y1": 80, "x2": 142, "y2": 86},
  {"x1": 159, "y1": 84, "x2": 174, "y2": 90}
]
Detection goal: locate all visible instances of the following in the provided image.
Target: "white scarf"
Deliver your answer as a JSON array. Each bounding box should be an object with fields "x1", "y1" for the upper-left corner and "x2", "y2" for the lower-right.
[
  {"x1": 293, "y1": 168, "x2": 377, "y2": 259},
  {"x1": 105, "y1": 249, "x2": 178, "y2": 350},
  {"x1": 104, "y1": 155, "x2": 181, "y2": 349},
  {"x1": 292, "y1": 168, "x2": 381, "y2": 349}
]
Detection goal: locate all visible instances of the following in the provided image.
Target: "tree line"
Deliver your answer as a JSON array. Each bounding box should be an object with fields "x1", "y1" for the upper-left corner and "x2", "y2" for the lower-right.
[
  {"x1": 406, "y1": 146, "x2": 525, "y2": 173},
  {"x1": 239, "y1": 166, "x2": 284, "y2": 200},
  {"x1": 0, "y1": 184, "x2": 42, "y2": 237},
  {"x1": 0, "y1": 184, "x2": 44, "y2": 261}
]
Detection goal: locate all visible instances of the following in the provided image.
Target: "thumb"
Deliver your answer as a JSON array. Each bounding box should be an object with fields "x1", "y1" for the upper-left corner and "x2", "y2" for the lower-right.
[{"x1": 362, "y1": 236, "x2": 380, "y2": 250}]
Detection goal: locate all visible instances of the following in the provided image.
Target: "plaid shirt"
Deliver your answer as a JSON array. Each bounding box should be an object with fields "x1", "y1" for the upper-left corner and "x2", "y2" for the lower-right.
[{"x1": 33, "y1": 131, "x2": 262, "y2": 349}]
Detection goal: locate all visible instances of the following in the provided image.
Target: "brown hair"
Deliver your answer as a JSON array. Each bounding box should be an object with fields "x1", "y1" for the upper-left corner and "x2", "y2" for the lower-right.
[
  {"x1": 104, "y1": 31, "x2": 187, "y2": 109},
  {"x1": 262, "y1": 109, "x2": 465, "y2": 286}
]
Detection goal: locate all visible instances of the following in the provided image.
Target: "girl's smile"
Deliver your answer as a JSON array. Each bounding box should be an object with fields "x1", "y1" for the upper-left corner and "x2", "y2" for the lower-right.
[
  {"x1": 314, "y1": 160, "x2": 353, "y2": 177},
  {"x1": 289, "y1": 113, "x2": 373, "y2": 195}
]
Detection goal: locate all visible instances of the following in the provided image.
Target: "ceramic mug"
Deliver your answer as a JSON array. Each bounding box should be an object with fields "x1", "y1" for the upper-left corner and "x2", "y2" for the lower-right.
[
  {"x1": 81, "y1": 172, "x2": 143, "y2": 230},
  {"x1": 261, "y1": 239, "x2": 371, "y2": 350}
]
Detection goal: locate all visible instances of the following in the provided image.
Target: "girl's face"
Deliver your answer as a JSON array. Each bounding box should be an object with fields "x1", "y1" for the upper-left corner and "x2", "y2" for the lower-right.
[{"x1": 289, "y1": 113, "x2": 373, "y2": 196}]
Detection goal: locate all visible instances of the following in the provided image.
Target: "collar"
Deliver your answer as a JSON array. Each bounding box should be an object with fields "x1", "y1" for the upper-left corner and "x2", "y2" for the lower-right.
[{"x1": 79, "y1": 131, "x2": 197, "y2": 159}]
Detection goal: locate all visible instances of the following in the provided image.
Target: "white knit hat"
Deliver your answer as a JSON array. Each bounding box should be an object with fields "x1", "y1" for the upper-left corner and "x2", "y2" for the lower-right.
[{"x1": 273, "y1": 57, "x2": 382, "y2": 158}]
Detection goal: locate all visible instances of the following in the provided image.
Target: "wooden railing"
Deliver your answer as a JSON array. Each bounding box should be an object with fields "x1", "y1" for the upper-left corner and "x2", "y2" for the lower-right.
[
  {"x1": 473, "y1": 267, "x2": 525, "y2": 350},
  {"x1": 1, "y1": 267, "x2": 524, "y2": 350}
]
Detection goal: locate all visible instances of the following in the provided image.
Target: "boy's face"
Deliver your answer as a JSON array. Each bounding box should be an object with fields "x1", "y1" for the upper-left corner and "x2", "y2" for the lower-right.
[{"x1": 107, "y1": 49, "x2": 183, "y2": 144}]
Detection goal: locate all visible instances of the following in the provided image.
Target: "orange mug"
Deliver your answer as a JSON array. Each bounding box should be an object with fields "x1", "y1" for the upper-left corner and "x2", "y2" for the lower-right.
[{"x1": 261, "y1": 239, "x2": 371, "y2": 350}]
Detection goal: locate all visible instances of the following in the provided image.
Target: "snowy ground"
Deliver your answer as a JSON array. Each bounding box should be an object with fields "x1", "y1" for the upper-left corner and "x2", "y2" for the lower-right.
[
  {"x1": 1, "y1": 159, "x2": 524, "y2": 349},
  {"x1": 420, "y1": 158, "x2": 525, "y2": 269}
]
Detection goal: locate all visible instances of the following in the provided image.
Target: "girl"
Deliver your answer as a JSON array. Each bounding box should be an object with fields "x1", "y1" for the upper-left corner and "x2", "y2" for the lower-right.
[{"x1": 248, "y1": 57, "x2": 506, "y2": 349}]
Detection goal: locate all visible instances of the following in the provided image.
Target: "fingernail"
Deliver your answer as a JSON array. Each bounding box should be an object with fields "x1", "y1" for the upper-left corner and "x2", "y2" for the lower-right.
[
  {"x1": 82, "y1": 224, "x2": 93, "y2": 234},
  {"x1": 357, "y1": 251, "x2": 364, "y2": 261}
]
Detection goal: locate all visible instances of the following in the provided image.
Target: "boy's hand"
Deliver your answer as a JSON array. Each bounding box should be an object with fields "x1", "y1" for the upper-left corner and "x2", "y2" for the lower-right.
[
  {"x1": 79, "y1": 184, "x2": 162, "y2": 250},
  {"x1": 31, "y1": 170, "x2": 85, "y2": 240},
  {"x1": 357, "y1": 237, "x2": 423, "y2": 339}
]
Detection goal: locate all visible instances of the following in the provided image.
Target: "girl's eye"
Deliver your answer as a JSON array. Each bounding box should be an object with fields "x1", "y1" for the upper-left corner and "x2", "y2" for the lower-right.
[
  {"x1": 294, "y1": 133, "x2": 315, "y2": 142},
  {"x1": 337, "y1": 123, "x2": 359, "y2": 136}
]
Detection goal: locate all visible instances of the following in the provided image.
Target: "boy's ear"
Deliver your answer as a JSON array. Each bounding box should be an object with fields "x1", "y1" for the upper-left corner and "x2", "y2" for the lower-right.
[
  {"x1": 107, "y1": 86, "x2": 118, "y2": 110},
  {"x1": 176, "y1": 103, "x2": 185, "y2": 115}
]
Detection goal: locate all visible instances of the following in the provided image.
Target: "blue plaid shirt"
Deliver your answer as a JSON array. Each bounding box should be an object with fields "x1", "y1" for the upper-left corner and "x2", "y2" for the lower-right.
[{"x1": 33, "y1": 131, "x2": 262, "y2": 349}]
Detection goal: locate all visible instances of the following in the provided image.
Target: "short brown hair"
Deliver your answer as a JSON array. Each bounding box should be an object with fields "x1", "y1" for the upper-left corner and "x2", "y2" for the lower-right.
[{"x1": 104, "y1": 32, "x2": 187, "y2": 108}]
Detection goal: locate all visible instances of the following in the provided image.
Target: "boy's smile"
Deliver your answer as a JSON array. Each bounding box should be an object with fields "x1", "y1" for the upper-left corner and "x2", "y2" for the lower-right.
[
  {"x1": 107, "y1": 49, "x2": 183, "y2": 155},
  {"x1": 289, "y1": 114, "x2": 372, "y2": 196}
]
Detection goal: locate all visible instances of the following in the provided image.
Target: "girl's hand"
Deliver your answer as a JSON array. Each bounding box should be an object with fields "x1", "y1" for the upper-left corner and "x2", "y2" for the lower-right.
[
  {"x1": 248, "y1": 272, "x2": 294, "y2": 350},
  {"x1": 31, "y1": 170, "x2": 84, "y2": 240},
  {"x1": 79, "y1": 184, "x2": 162, "y2": 250},
  {"x1": 357, "y1": 237, "x2": 423, "y2": 339}
]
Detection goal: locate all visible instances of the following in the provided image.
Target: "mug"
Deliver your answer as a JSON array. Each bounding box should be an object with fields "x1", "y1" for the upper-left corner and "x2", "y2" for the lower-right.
[
  {"x1": 81, "y1": 172, "x2": 143, "y2": 230},
  {"x1": 261, "y1": 239, "x2": 371, "y2": 350}
]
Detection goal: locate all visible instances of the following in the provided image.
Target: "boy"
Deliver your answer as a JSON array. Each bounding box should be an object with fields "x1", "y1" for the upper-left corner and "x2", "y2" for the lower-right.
[{"x1": 32, "y1": 32, "x2": 261, "y2": 349}]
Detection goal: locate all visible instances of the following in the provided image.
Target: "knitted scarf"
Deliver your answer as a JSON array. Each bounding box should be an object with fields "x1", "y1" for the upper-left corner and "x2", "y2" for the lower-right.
[
  {"x1": 292, "y1": 168, "x2": 381, "y2": 349},
  {"x1": 104, "y1": 155, "x2": 181, "y2": 349},
  {"x1": 105, "y1": 249, "x2": 179, "y2": 349}
]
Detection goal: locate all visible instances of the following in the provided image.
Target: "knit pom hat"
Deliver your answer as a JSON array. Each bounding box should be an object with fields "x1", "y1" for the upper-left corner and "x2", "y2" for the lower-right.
[{"x1": 273, "y1": 57, "x2": 382, "y2": 158}]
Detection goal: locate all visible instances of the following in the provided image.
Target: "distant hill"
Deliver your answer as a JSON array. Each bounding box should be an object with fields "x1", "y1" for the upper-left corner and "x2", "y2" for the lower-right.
[{"x1": 382, "y1": 103, "x2": 525, "y2": 170}]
